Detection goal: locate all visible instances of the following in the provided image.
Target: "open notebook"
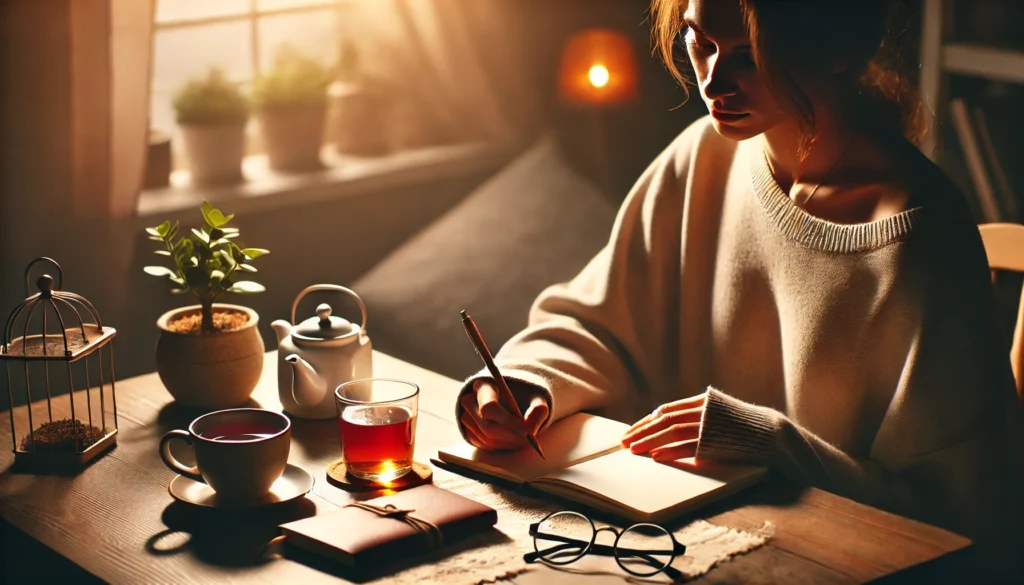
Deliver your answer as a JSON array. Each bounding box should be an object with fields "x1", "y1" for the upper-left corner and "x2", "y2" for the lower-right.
[{"x1": 438, "y1": 412, "x2": 766, "y2": 524}]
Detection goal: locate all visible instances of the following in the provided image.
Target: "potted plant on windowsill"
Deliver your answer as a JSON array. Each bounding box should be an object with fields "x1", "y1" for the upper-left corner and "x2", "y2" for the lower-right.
[
  {"x1": 330, "y1": 39, "x2": 392, "y2": 157},
  {"x1": 173, "y1": 68, "x2": 249, "y2": 187},
  {"x1": 145, "y1": 201, "x2": 269, "y2": 409},
  {"x1": 252, "y1": 45, "x2": 333, "y2": 173}
]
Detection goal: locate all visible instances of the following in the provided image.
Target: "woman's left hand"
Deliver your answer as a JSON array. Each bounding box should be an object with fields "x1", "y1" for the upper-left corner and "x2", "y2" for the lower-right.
[{"x1": 621, "y1": 393, "x2": 706, "y2": 462}]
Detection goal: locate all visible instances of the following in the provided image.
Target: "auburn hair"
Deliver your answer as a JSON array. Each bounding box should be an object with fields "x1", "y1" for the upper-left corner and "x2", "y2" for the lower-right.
[{"x1": 650, "y1": 0, "x2": 925, "y2": 159}]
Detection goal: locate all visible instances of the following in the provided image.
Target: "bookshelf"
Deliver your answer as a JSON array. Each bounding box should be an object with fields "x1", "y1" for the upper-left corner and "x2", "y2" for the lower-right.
[{"x1": 918, "y1": 0, "x2": 1024, "y2": 222}]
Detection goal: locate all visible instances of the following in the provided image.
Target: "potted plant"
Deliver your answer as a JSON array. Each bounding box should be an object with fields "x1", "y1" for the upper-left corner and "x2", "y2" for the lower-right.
[
  {"x1": 330, "y1": 39, "x2": 392, "y2": 156},
  {"x1": 144, "y1": 201, "x2": 269, "y2": 409},
  {"x1": 252, "y1": 45, "x2": 333, "y2": 172},
  {"x1": 173, "y1": 68, "x2": 249, "y2": 187}
]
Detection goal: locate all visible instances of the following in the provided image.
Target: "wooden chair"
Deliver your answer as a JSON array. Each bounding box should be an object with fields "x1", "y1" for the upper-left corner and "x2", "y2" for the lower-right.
[{"x1": 979, "y1": 223, "x2": 1024, "y2": 404}]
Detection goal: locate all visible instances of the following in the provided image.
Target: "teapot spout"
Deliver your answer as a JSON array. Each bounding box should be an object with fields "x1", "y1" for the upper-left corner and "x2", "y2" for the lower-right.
[
  {"x1": 284, "y1": 354, "x2": 328, "y2": 407},
  {"x1": 271, "y1": 319, "x2": 292, "y2": 344}
]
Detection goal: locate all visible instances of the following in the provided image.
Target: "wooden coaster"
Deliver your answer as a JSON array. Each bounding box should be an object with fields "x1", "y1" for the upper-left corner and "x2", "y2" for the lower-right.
[{"x1": 325, "y1": 460, "x2": 433, "y2": 492}]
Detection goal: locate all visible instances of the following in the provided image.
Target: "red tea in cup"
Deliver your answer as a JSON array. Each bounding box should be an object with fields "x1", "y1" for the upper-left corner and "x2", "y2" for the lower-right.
[
  {"x1": 335, "y1": 379, "x2": 419, "y2": 483},
  {"x1": 338, "y1": 404, "x2": 416, "y2": 481}
]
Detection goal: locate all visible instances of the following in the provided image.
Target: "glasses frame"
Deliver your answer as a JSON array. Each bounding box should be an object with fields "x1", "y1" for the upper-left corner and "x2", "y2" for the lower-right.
[{"x1": 523, "y1": 510, "x2": 687, "y2": 579}]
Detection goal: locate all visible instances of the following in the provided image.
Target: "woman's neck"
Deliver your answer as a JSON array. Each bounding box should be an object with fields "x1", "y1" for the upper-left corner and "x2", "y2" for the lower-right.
[{"x1": 759, "y1": 107, "x2": 858, "y2": 193}]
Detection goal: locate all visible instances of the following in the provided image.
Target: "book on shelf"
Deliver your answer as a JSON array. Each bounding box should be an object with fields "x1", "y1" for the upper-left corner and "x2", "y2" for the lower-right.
[{"x1": 437, "y1": 412, "x2": 766, "y2": 524}]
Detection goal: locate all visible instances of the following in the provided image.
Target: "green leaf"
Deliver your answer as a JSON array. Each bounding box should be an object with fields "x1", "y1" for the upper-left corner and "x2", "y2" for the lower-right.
[
  {"x1": 210, "y1": 269, "x2": 225, "y2": 287},
  {"x1": 167, "y1": 221, "x2": 180, "y2": 241},
  {"x1": 201, "y1": 200, "x2": 234, "y2": 228},
  {"x1": 143, "y1": 266, "x2": 176, "y2": 277},
  {"x1": 145, "y1": 227, "x2": 161, "y2": 237},
  {"x1": 156, "y1": 220, "x2": 172, "y2": 237},
  {"x1": 170, "y1": 288, "x2": 189, "y2": 294},
  {"x1": 148, "y1": 235, "x2": 164, "y2": 242},
  {"x1": 216, "y1": 250, "x2": 236, "y2": 268},
  {"x1": 222, "y1": 231, "x2": 240, "y2": 239},
  {"x1": 169, "y1": 276, "x2": 185, "y2": 286},
  {"x1": 238, "y1": 263, "x2": 257, "y2": 273},
  {"x1": 221, "y1": 227, "x2": 239, "y2": 234},
  {"x1": 192, "y1": 228, "x2": 210, "y2": 243},
  {"x1": 154, "y1": 250, "x2": 172, "y2": 256},
  {"x1": 242, "y1": 248, "x2": 270, "y2": 259},
  {"x1": 228, "y1": 281, "x2": 265, "y2": 294}
]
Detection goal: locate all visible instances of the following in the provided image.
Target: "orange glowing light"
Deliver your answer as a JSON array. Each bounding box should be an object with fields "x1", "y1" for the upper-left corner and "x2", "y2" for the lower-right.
[{"x1": 558, "y1": 29, "x2": 639, "y2": 106}]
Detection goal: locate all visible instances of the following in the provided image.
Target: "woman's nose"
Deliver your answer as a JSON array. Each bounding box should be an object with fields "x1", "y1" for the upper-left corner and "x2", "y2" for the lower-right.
[{"x1": 702, "y1": 57, "x2": 739, "y2": 101}]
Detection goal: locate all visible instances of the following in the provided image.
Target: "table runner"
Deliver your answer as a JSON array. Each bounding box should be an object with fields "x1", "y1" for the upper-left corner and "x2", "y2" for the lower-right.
[{"x1": 365, "y1": 468, "x2": 773, "y2": 585}]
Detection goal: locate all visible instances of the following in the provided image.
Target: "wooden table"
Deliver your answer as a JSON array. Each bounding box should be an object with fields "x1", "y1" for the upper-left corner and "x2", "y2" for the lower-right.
[{"x1": 1, "y1": 351, "x2": 971, "y2": 584}]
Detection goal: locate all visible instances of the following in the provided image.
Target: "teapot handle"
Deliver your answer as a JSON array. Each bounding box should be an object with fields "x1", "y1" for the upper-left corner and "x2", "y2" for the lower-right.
[{"x1": 290, "y1": 284, "x2": 368, "y2": 333}]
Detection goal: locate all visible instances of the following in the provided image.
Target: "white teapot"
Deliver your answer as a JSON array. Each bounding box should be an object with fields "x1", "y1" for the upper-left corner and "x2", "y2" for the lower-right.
[{"x1": 271, "y1": 284, "x2": 372, "y2": 419}]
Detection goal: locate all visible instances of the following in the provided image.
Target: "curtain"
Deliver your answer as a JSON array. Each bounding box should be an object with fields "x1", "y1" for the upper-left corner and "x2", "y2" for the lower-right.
[{"x1": 349, "y1": 0, "x2": 546, "y2": 147}]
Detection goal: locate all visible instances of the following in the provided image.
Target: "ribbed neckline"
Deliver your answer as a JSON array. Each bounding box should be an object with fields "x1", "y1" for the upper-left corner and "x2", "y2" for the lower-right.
[{"x1": 748, "y1": 143, "x2": 923, "y2": 254}]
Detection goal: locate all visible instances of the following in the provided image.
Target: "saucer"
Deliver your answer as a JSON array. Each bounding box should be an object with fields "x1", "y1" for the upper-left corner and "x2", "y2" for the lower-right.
[{"x1": 168, "y1": 463, "x2": 315, "y2": 509}]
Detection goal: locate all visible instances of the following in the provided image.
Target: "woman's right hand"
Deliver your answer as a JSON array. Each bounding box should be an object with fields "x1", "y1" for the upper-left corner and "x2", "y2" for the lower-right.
[{"x1": 458, "y1": 378, "x2": 549, "y2": 451}]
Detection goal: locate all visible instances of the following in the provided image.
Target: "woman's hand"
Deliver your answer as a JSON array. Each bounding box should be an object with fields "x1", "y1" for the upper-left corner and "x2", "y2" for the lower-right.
[
  {"x1": 621, "y1": 393, "x2": 706, "y2": 462},
  {"x1": 459, "y1": 378, "x2": 549, "y2": 452}
]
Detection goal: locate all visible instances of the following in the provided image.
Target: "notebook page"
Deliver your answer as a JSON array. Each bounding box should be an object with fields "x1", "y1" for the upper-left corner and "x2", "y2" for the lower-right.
[
  {"x1": 437, "y1": 412, "x2": 628, "y2": 483},
  {"x1": 534, "y1": 449, "x2": 766, "y2": 519}
]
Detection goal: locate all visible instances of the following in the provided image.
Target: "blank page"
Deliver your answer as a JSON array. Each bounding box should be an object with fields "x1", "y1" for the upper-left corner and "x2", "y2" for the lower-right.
[
  {"x1": 438, "y1": 413, "x2": 628, "y2": 483},
  {"x1": 535, "y1": 449, "x2": 766, "y2": 518}
]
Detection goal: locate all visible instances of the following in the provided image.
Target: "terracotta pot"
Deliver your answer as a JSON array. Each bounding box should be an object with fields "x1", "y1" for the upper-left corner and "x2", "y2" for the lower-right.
[
  {"x1": 155, "y1": 304, "x2": 264, "y2": 410},
  {"x1": 330, "y1": 83, "x2": 392, "y2": 157},
  {"x1": 258, "y1": 103, "x2": 326, "y2": 172},
  {"x1": 179, "y1": 123, "x2": 246, "y2": 187}
]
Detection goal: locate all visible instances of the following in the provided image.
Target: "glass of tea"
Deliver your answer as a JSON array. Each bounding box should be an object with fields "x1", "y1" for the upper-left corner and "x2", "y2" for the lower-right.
[{"x1": 334, "y1": 378, "x2": 419, "y2": 483}]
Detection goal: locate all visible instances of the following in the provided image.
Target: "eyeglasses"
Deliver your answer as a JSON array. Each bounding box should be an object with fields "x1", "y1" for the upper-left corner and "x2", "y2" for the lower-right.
[{"x1": 523, "y1": 511, "x2": 686, "y2": 579}]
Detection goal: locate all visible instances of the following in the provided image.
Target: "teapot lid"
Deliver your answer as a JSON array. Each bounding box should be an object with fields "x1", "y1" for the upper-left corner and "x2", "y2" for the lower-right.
[{"x1": 294, "y1": 303, "x2": 355, "y2": 340}]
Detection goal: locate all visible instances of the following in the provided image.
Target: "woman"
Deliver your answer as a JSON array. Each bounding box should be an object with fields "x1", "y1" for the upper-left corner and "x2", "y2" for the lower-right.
[{"x1": 456, "y1": 0, "x2": 1022, "y2": 573}]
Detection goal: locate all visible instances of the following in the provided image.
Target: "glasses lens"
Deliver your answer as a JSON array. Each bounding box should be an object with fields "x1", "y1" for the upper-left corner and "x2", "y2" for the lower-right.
[
  {"x1": 615, "y1": 523, "x2": 675, "y2": 576},
  {"x1": 534, "y1": 511, "x2": 594, "y2": 565}
]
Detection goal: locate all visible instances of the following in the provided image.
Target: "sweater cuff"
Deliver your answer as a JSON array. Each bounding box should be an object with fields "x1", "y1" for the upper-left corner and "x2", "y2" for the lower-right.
[
  {"x1": 695, "y1": 387, "x2": 778, "y2": 464},
  {"x1": 454, "y1": 368, "x2": 554, "y2": 443}
]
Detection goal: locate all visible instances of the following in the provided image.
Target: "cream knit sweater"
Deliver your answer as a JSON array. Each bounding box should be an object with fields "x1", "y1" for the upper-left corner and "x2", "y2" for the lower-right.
[{"x1": 460, "y1": 117, "x2": 1023, "y2": 555}]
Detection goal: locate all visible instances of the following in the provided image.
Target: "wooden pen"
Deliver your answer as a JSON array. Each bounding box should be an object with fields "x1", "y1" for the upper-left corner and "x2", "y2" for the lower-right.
[{"x1": 460, "y1": 310, "x2": 545, "y2": 459}]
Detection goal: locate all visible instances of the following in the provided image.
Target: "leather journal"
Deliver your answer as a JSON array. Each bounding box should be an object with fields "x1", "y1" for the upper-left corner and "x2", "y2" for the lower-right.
[{"x1": 278, "y1": 484, "x2": 497, "y2": 567}]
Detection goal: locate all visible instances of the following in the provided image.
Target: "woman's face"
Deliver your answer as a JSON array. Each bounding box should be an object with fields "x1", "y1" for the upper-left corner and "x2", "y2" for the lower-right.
[{"x1": 682, "y1": 0, "x2": 788, "y2": 140}]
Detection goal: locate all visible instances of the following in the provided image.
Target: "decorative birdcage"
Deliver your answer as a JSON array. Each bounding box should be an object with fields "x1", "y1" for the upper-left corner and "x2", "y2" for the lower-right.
[{"x1": 1, "y1": 257, "x2": 118, "y2": 468}]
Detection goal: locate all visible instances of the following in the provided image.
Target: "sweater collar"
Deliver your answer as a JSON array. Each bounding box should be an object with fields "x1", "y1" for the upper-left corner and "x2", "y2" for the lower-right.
[{"x1": 746, "y1": 140, "x2": 922, "y2": 253}]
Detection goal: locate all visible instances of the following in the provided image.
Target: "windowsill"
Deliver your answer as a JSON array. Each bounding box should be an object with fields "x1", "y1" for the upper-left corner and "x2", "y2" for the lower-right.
[{"x1": 136, "y1": 142, "x2": 513, "y2": 221}]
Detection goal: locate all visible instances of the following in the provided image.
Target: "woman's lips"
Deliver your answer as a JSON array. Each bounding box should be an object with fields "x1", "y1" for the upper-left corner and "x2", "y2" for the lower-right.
[{"x1": 711, "y1": 109, "x2": 749, "y2": 122}]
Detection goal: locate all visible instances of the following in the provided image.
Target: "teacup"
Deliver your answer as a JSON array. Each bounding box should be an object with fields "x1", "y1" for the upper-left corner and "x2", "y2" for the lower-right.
[{"x1": 159, "y1": 408, "x2": 291, "y2": 502}]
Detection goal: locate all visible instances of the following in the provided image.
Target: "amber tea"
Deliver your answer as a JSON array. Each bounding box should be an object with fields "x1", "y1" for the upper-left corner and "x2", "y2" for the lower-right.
[{"x1": 338, "y1": 404, "x2": 416, "y2": 481}]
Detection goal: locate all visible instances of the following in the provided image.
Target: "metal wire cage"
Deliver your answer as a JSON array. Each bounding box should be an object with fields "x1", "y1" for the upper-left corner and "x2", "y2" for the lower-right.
[{"x1": 1, "y1": 257, "x2": 118, "y2": 467}]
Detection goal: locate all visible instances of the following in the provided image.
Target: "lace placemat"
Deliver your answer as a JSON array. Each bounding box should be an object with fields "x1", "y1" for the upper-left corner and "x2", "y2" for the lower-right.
[{"x1": 369, "y1": 468, "x2": 773, "y2": 585}]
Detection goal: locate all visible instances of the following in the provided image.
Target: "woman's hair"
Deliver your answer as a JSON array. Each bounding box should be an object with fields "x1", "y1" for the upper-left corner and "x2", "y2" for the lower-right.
[{"x1": 650, "y1": 0, "x2": 925, "y2": 157}]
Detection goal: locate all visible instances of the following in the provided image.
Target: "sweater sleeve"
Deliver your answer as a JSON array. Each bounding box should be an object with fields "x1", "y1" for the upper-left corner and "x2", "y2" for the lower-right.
[{"x1": 454, "y1": 122, "x2": 709, "y2": 432}]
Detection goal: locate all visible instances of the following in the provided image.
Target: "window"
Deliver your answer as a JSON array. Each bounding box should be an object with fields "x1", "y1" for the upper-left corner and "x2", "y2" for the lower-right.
[{"x1": 150, "y1": 0, "x2": 349, "y2": 170}]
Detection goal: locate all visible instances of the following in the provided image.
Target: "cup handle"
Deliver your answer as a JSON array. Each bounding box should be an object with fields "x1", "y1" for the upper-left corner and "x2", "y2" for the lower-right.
[{"x1": 159, "y1": 430, "x2": 204, "y2": 483}]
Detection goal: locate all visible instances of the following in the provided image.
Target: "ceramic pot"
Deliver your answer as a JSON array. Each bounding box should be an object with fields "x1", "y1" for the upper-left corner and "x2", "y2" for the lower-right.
[
  {"x1": 258, "y1": 103, "x2": 326, "y2": 172},
  {"x1": 156, "y1": 304, "x2": 264, "y2": 410},
  {"x1": 330, "y1": 83, "x2": 392, "y2": 157},
  {"x1": 179, "y1": 123, "x2": 246, "y2": 187}
]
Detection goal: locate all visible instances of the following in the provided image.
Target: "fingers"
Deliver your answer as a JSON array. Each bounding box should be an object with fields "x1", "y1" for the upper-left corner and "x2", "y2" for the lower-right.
[
  {"x1": 460, "y1": 412, "x2": 523, "y2": 451},
  {"x1": 622, "y1": 406, "x2": 703, "y2": 447},
  {"x1": 522, "y1": 394, "x2": 549, "y2": 435},
  {"x1": 650, "y1": 439, "x2": 698, "y2": 463},
  {"x1": 626, "y1": 394, "x2": 706, "y2": 435},
  {"x1": 477, "y1": 383, "x2": 528, "y2": 435},
  {"x1": 626, "y1": 423, "x2": 700, "y2": 455}
]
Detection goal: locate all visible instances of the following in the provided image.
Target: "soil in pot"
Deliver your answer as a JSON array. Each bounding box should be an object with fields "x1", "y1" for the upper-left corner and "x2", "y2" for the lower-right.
[{"x1": 168, "y1": 309, "x2": 249, "y2": 334}]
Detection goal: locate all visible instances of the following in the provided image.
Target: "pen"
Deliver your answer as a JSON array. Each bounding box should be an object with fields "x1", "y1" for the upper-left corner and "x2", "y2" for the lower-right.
[{"x1": 460, "y1": 310, "x2": 545, "y2": 459}]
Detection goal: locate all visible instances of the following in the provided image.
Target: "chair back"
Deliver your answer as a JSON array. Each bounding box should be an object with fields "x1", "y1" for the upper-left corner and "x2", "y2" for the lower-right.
[{"x1": 979, "y1": 223, "x2": 1024, "y2": 404}]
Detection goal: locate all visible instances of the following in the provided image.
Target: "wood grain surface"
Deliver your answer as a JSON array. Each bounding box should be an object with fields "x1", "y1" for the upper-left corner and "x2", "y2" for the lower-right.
[{"x1": 0, "y1": 351, "x2": 971, "y2": 584}]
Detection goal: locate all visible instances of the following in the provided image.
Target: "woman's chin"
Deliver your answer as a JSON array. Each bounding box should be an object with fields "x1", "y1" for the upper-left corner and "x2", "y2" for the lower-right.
[{"x1": 709, "y1": 116, "x2": 762, "y2": 142}]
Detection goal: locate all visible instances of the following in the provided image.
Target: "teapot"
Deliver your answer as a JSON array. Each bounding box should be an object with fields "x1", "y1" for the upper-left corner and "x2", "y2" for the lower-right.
[{"x1": 271, "y1": 285, "x2": 372, "y2": 419}]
